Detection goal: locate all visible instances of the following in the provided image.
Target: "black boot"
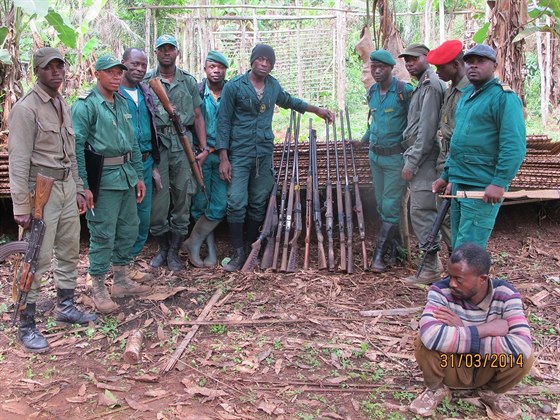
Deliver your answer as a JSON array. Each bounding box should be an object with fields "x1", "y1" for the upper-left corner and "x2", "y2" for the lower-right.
[
  {"x1": 370, "y1": 222, "x2": 397, "y2": 273},
  {"x1": 224, "y1": 223, "x2": 246, "y2": 272},
  {"x1": 150, "y1": 233, "x2": 170, "y2": 268},
  {"x1": 54, "y1": 289, "x2": 97, "y2": 325},
  {"x1": 18, "y1": 303, "x2": 49, "y2": 353},
  {"x1": 167, "y1": 232, "x2": 184, "y2": 271},
  {"x1": 387, "y1": 226, "x2": 402, "y2": 267},
  {"x1": 245, "y1": 219, "x2": 262, "y2": 256}
]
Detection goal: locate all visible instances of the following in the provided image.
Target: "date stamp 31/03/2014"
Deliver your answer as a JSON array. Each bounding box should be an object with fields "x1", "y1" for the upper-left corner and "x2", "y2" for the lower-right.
[{"x1": 440, "y1": 353, "x2": 524, "y2": 369}]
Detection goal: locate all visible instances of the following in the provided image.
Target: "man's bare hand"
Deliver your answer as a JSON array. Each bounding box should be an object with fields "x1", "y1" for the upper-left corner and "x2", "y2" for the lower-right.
[
  {"x1": 76, "y1": 193, "x2": 87, "y2": 215},
  {"x1": 136, "y1": 180, "x2": 146, "y2": 204},
  {"x1": 401, "y1": 168, "x2": 414, "y2": 181},
  {"x1": 477, "y1": 319, "x2": 509, "y2": 338},
  {"x1": 434, "y1": 307, "x2": 464, "y2": 327},
  {"x1": 14, "y1": 214, "x2": 32, "y2": 230},
  {"x1": 432, "y1": 178, "x2": 448, "y2": 194},
  {"x1": 483, "y1": 184, "x2": 505, "y2": 204},
  {"x1": 219, "y1": 157, "x2": 232, "y2": 183}
]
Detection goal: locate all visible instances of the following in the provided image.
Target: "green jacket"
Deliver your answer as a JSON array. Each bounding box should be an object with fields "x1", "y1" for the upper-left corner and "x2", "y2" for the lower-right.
[
  {"x1": 72, "y1": 87, "x2": 142, "y2": 191},
  {"x1": 216, "y1": 71, "x2": 308, "y2": 157},
  {"x1": 361, "y1": 77, "x2": 413, "y2": 147},
  {"x1": 145, "y1": 67, "x2": 202, "y2": 152},
  {"x1": 402, "y1": 67, "x2": 447, "y2": 173},
  {"x1": 442, "y1": 77, "x2": 526, "y2": 188}
]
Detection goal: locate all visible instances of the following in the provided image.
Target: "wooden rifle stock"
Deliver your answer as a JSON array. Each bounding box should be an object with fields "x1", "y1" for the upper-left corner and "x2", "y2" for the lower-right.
[
  {"x1": 303, "y1": 121, "x2": 313, "y2": 270},
  {"x1": 416, "y1": 198, "x2": 451, "y2": 278},
  {"x1": 12, "y1": 174, "x2": 55, "y2": 325},
  {"x1": 280, "y1": 113, "x2": 300, "y2": 272},
  {"x1": 332, "y1": 119, "x2": 346, "y2": 272},
  {"x1": 310, "y1": 127, "x2": 327, "y2": 270},
  {"x1": 345, "y1": 106, "x2": 368, "y2": 271},
  {"x1": 261, "y1": 118, "x2": 292, "y2": 269},
  {"x1": 340, "y1": 112, "x2": 354, "y2": 274},
  {"x1": 324, "y1": 122, "x2": 335, "y2": 271},
  {"x1": 272, "y1": 113, "x2": 294, "y2": 271},
  {"x1": 287, "y1": 134, "x2": 302, "y2": 272},
  {"x1": 148, "y1": 78, "x2": 206, "y2": 194}
]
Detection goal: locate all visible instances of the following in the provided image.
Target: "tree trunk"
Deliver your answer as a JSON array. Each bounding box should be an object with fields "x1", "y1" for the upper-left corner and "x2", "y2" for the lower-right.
[
  {"x1": 486, "y1": 0, "x2": 528, "y2": 104},
  {"x1": 376, "y1": 0, "x2": 409, "y2": 82}
]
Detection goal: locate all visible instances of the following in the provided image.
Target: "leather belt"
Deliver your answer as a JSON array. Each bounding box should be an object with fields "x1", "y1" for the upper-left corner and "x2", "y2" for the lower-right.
[
  {"x1": 141, "y1": 152, "x2": 151, "y2": 161},
  {"x1": 30, "y1": 165, "x2": 71, "y2": 181},
  {"x1": 158, "y1": 125, "x2": 192, "y2": 135},
  {"x1": 370, "y1": 144, "x2": 404, "y2": 156},
  {"x1": 104, "y1": 152, "x2": 132, "y2": 166}
]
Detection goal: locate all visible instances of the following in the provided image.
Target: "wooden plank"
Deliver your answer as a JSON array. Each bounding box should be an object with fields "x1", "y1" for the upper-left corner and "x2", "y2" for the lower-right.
[
  {"x1": 442, "y1": 189, "x2": 560, "y2": 200},
  {"x1": 360, "y1": 306, "x2": 422, "y2": 317}
]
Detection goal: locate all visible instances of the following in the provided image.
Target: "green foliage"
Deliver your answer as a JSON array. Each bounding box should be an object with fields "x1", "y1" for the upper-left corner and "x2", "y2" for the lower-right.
[
  {"x1": 14, "y1": 0, "x2": 49, "y2": 17},
  {"x1": 45, "y1": 9, "x2": 77, "y2": 48}
]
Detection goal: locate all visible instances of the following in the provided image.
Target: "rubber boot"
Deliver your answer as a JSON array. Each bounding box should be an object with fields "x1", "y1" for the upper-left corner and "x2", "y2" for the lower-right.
[
  {"x1": 182, "y1": 216, "x2": 220, "y2": 268},
  {"x1": 405, "y1": 251, "x2": 444, "y2": 285},
  {"x1": 387, "y1": 227, "x2": 403, "y2": 267},
  {"x1": 54, "y1": 289, "x2": 97, "y2": 325},
  {"x1": 150, "y1": 233, "x2": 170, "y2": 268},
  {"x1": 111, "y1": 265, "x2": 152, "y2": 297},
  {"x1": 204, "y1": 231, "x2": 218, "y2": 267},
  {"x1": 245, "y1": 219, "x2": 262, "y2": 258},
  {"x1": 18, "y1": 303, "x2": 49, "y2": 353},
  {"x1": 167, "y1": 232, "x2": 184, "y2": 271},
  {"x1": 223, "y1": 223, "x2": 245, "y2": 272},
  {"x1": 91, "y1": 274, "x2": 118, "y2": 313},
  {"x1": 370, "y1": 222, "x2": 396, "y2": 273}
]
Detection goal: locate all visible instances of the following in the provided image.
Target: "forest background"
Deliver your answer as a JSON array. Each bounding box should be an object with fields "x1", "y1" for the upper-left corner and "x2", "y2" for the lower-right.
[{"x1": 0, "y1": 0, "x2": 559, "y2": 144}]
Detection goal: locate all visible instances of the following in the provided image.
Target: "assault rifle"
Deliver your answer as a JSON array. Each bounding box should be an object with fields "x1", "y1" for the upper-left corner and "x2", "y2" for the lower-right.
[
  {"x1": 260, "y1": 114, "x2": 293, "y2": 269},
  {"x1": 241, "y1": 117, "x2": 288, "y2": 273},
  {"x1": 303, "y1": 120, "x2": 313, "y2": 270},
  {"x1": 340, "y1": 111, "x2": 354, "y2": 274},
  {"x1": 310, "y1": 126, "x2": 327, "y2": 270},
  {"x1": 324, "y1": 121, "x2": 335, "y2": 271},
  {"x1": 332, "y1": 119, "x2": 346, "y2": 272},
  {"x1": 287, "y1": 121, "x2": 303, "y2": 272},
  {"x1": 148, "y1": 78, "x2": 206, "y2": 196},
  {"x1": 280, "y1": 113, "x2": 301, "y2": 272},
  {"x1": 272, "y1": 111, "x2": 294, "y2": 271},
  {"x1": 12, "y1": 174, "x2": 55, "y2": 325},
  {"x1": 345, "y1": 106, "x2": 368, "y2": 271},
  {"x1": 415, "y1": 198, "x2": 451, "y2": 278}
]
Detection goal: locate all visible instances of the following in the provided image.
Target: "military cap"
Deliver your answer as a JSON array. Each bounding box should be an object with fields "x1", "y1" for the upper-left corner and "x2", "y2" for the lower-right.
[
  {"x1": 95, "y1": 54, "x2": 128, "y2": 71},
  {"x1": 155, "y1": 34, "x2": 178, "y2": 49},
  {"x1": 206, "y1": 50, "x2": 229, "y2": 68},
  {"x1": 369, "y1": 49, "x2": 396, "y2": 66},
  {"x1": 463, "y1": 44, "x2": 497, "y2": 62},
  {"x1": 398, "y1": 43, "x2": 430, "y2": 58},
  {"x1": 426, "y1": 40, "x2": 463, "y2": 65},
  {"x1": 33, "y1": 47, "x2": 65, "y2": 68}
]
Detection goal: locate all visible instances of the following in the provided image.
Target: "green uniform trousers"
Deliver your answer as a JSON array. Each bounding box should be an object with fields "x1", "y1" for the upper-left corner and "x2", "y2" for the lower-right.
[
  {"x1": 409, "y1": 157, "x2": 440, "y2": 252},
  {"x1": 28, "y1": 178, "x2": 80, "y2": 303},
  {"x1": 131, "y1": 155, "x2": 154, "y2": 257},
  {"x1": 415, "y1": 336, "x2": 534, "y2": 394},
  {"x1": 86, "y1": 187, "x2": 138, "y2": 276},
  {"x1": 227, "y1": 154, "x2": 274, "y2": 224},
  {"x1": 150, "y1": 144, "x2": 195, "y2": 236},
  {"x1": 369, "y1": 151, "x2": 406, "y2": 224},
  {"x1": 451, "y1": 183, "x2": 502, "y2": 249},
  {"x1": 191, "y1": 152, "x2": 227, "y2": 222}
]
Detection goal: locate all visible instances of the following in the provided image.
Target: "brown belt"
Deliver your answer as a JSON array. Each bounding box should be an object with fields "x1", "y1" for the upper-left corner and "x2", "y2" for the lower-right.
[
  {"x1": 370, "y1": 144, "x2": 404, "y2": 156},
  {"x1": 104, "y1": 152, "x2": 132, "y2": 166},
  {"x1": 30, "y1": 165, "x2": 71, "y2": 181}
]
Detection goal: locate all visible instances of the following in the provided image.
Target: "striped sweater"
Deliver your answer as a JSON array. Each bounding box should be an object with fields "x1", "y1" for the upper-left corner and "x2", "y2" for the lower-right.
[{"x1": 419, "y1": 278, "x2": 532, "y2": 358}]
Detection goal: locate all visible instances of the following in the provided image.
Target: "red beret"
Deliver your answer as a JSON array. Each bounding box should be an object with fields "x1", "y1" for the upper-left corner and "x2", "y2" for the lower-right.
[{"x1": 426, "y1": 40, "x2": 463, "y2": 65}]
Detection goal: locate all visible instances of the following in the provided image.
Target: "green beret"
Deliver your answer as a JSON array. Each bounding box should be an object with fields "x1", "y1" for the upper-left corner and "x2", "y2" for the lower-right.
[
  {"x1": 206, "y1": 50, "x2": 229, "y2": 68},
  {"x1": 369, "y1": 49, "x2": 396, "y2": 66}
]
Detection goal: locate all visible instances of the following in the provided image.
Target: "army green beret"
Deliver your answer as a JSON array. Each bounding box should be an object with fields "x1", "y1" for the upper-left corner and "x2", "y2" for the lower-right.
[
  {"x1": 95, "y1": 54, "x2": 127, "y2": 71},
  {"x1": 206, "y1": 50, "x2": 229, "y2": 68},
  {"x1": 369, "y1": 49, "x2": 396, "y2": 66}
]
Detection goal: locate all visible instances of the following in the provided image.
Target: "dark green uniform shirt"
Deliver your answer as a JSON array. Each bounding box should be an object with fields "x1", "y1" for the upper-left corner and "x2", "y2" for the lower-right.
[
  {"x1": 216, "y1": 72, "x2": 308, "y2": 157},
  {"x1": 72, "y1": 87, "x2": 142, "y2": 191},
  {"x1": 442, "y1": 77, "x2": 526, "y2": 188}
]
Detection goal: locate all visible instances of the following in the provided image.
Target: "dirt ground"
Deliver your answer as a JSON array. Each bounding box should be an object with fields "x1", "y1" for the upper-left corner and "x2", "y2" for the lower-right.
[{"x1": 0, "y1": 201, "x2": 559, "y2": 420}]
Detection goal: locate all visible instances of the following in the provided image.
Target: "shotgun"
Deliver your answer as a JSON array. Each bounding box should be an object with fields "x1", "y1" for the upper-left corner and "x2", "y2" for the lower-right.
[
  {"x1": 280, "y1": 113, "x2": 301, "y2": 272},
  {"x1": 324, "y1": 121, "x2": 335, "y2": 271},
  {"x1": 346, "y1": 106, "x2": 368, "y2": 271},
  {"x1": 303, "y1": 121, "x2": 313, "y2": 270},
  {"x1": 340, "y1": 111, "x2": 354, "y2": 274},
  {"x1": 311, "y1": 127, "x2": 327, "y2": 270},
  {"x1": 332, "y1": 119, "x2": 346, "y2": 272},
  {"x1": 148, "y1": 78, "x2": 206, "y2": 195},
  {"x1": 12, "y1": 174, "x2": 55, "y2": 325},
  {"x1": 287, "y1": 123, "x2": 302, "y2": 272},
  {"x1": 272, "y1": 112, "x2": 294, "y2": 271},
  {"x1": 416, "y1": 198, "x2": 451, "y2": 278},
  {"x1": 260, "y1": 115, "x2": 292, "y2": 269}
]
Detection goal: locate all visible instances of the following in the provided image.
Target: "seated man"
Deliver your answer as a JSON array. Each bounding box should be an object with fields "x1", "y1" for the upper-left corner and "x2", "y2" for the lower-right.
[{"x1": 410, "y1": 243, "x2": 534, "y2": 418}]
